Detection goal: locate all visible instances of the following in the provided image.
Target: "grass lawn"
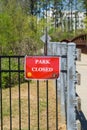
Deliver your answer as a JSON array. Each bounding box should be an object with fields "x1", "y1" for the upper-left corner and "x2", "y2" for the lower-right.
[{"x1": 2, "y1": 80, "x2": 66, "y2": 130}]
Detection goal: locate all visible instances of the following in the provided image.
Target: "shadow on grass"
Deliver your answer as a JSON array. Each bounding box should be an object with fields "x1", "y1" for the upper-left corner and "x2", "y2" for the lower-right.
[{"x1": 76, "y1": 109, "x2": 87, "y2": 130}]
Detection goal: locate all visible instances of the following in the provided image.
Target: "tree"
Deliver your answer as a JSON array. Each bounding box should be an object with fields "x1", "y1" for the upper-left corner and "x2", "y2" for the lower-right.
[
  {"x1": 84, "y1": 1, "x2": 87, "y2": 16},
  {"x1": 0, "y1": 0, "x2": 43, "y2": 55}
]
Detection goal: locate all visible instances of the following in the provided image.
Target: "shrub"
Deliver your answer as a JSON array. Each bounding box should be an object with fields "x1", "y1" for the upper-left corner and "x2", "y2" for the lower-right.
[{"x1": 1, "y1": 58, "x2": 24, "y2": 88}]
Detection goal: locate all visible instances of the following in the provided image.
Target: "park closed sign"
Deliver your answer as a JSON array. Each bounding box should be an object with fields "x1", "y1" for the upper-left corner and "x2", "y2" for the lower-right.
[{"x1": 25, "y1": 56, "x2": 60, "y2": 80}]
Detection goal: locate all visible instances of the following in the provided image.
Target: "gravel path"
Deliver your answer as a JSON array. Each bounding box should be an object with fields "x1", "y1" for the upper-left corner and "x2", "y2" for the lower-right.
[{"x1": 76, "y1": 53, "x2": 87, "y2": 118}]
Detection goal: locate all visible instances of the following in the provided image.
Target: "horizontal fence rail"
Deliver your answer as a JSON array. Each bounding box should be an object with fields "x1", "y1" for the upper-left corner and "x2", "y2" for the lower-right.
[{"x1": 0, "y1": 56, "x2": 59, "y2": 130}]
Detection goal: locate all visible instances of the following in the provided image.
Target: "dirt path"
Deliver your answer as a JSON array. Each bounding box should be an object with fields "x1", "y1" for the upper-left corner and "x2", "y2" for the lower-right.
[{"x1": 76, "y1": 53, "x2": 87, "y2": 118}]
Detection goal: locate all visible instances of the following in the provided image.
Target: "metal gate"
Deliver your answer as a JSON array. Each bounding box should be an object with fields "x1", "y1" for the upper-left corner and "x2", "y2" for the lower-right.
[
  {"x1": 0, "y1": 42, "x2": 81, "y2": 130},
  {"x1": 0, "y1": 56, "x2": 59, "y2": 130}
]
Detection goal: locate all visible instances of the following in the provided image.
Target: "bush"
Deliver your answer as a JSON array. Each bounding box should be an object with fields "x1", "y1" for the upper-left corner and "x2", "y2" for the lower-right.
[
  {"x1": 1, "y1": 58, "x2": 24, "y2": 88},
  {"x1": 49, "y1": 27, "x2": 86, "y2": 42}
]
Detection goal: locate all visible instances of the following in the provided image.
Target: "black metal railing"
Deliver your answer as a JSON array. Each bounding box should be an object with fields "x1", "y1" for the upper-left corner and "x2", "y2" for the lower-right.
[{"x1": 0, "y1": 56, "x2": 59, "y2": 130}]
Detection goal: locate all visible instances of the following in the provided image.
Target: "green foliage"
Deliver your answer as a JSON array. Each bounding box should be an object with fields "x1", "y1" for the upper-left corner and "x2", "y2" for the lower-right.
[
  {"x1": 83, "y1": 17, "x2": 87, "y2": 32},
  {"x1": 49, "y1": 27, "x2": 86, "y2": 41},
  {"x1": 1, "y1": 59, "x2": 24, "y2": 88},
  {"x1": 49, "y1": 27, "x2": 72, "y2": 41},
  {"x1": 0, "y1": 0, "x2": 43, "y2": 55},
  {"x1": 0, "y1": 13, "x2": 12, "y2": 45}
]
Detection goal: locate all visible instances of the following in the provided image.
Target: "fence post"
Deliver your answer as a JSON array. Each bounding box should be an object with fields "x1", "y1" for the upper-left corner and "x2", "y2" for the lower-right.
[
  {"x1": 47, "y1": 42, "x2": 80, "y2": 130},
  {"x1": 67, "y1": 43, "x2": 77, "y2": 130},
  {"x1": 47, "y1": 42, "x2": 67, "y2": 123},
  {"x1": 59, "y1": 43, "x2": 67, "y2": 123}
]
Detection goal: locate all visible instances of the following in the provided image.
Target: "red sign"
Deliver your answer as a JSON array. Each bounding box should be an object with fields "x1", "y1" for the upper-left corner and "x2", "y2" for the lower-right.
[{"x1": 24, "y1": 56, "x2": 60, "y2": 80}]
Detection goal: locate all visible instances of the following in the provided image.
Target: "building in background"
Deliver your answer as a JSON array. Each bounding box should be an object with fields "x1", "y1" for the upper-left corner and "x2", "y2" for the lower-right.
[
  {"x1": 44, "y1": 9, "x2": 86, "y2": 32},
  {"x1": 62, "y1": 11, "x2": 86, "y2": 31}
]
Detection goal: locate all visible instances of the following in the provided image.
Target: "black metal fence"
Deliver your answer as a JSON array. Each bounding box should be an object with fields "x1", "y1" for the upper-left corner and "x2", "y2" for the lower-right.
[{"x1": 0, "y1": 56, "x2": 59, "y2": 130}]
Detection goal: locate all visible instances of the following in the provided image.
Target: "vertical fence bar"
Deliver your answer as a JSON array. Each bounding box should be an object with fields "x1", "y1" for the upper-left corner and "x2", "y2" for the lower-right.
[
  {"x1": 18, "y1": 57, "x2": 21, "y2": 130},
  {"x1": 0, "y1": 57, "x2": 2, "y2": 126},
  {"x1": 0, "y1": 57, "x2": 3, "y2": 130},
  {"x1": 0, "y1": 58, "x2": 1, "y2": 126},
  {"x1": 46, "y1": 80, "x2": 49, "y2": 130},
  {"x1": 37, "y1": 80, "x2": 40, "y2": 130},
  {"x1": 9, "y1": 57, "x2": 12, "y2": 130},
  {"x1": 28, "y1": 81, "x2": 30, "y2": 130},
  {"x1": 60, "y1": 43, "x2": 67, "y2": 123},
  {"x1": 67, "y1": 43, "x2": 77, "y2": 130},
  {"x1": 55, "y1": 79, "x2": 58, "y2": 130}
]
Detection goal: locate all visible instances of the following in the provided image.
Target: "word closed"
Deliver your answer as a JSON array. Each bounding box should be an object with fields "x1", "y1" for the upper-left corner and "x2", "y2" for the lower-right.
[{"x1": 25, "y1": 56, "x2": 60, "y2": 79}]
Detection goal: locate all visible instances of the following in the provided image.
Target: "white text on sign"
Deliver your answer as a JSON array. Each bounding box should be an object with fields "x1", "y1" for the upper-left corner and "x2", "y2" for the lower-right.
[
  {"x1": 32, "y1": 67, "x2": 53, "y2": 72},
  {"x1": 35, "y1": 59, "x2": 50, "y2": 64}
]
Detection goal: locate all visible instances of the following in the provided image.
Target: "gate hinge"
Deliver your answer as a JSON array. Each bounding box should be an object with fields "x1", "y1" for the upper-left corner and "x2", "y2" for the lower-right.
[
  {"x1": 75, "y1": 49, "x2": 81, "y2": 61},
  {"x1": 72, "y1": 98, "x2": 78, "y2": 106},
  {"x1": 75, "y1": 72, "x2": 81, "y2": 85}
]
